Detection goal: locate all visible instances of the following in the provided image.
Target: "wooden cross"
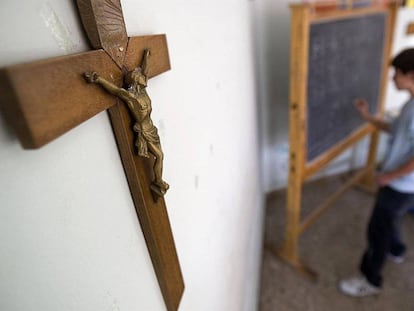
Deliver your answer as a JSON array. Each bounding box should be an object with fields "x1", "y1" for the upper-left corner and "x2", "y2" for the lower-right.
[{"x1": 0, "y1": 1, "x2": 184, "y2": 310}]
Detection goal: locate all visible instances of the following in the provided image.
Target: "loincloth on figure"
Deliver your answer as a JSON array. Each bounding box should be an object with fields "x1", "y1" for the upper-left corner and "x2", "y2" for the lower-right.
[{"x1": 133, "y1": 123, "x2": 160, "y2": 157}]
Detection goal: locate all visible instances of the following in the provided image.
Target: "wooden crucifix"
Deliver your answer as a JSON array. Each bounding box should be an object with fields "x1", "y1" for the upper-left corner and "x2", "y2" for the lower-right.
[{"x1": 0, "y1": 1, "x2": 184, "y2": 310}]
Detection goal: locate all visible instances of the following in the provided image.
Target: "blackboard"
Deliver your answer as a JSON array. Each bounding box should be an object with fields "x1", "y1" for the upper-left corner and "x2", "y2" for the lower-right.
[
  {"x1": 282, "y1": 4, "x2": 396, "y2": 276},
  {"x1": 306, "y1": 13, "x2": 386, "y2": 162}
]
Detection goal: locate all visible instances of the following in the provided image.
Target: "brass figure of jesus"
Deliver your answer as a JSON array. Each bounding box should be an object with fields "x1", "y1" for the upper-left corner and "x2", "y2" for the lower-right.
[{"x1": 84, "y1": 49, "x2": 169, "y2": 196}]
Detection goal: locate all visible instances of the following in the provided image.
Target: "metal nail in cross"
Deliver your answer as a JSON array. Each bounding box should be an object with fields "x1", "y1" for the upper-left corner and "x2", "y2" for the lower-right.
[{"x1": 0, "y1": 1, "x2": 184, "y2": 310}]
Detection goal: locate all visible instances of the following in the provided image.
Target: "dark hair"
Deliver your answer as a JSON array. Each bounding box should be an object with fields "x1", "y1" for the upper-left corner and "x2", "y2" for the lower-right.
[{"x1": 391, "y1": 48, "x2": 414, "y2": 74}]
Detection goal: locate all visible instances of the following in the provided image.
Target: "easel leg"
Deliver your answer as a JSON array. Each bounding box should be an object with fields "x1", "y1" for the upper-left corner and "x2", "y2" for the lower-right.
[{"x1": 272, "y1": 163, "x2": 317, "y2": 281}]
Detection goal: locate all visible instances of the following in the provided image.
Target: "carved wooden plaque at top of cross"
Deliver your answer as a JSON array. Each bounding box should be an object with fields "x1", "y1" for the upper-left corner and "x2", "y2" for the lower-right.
[{"x1": 0, "y1": 1, "x2": 184, "y2": 310}]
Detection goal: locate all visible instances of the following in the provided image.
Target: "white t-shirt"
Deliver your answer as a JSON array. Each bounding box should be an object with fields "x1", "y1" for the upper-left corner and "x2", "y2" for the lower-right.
[{"x1": 382, "y1": 98, "x2": 414, "y2": 193}]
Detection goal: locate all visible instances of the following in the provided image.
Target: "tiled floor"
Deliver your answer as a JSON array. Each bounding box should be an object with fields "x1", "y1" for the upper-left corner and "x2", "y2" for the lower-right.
[{"x1": 260, "y1": 174, "x2": 414, "y2": 311}]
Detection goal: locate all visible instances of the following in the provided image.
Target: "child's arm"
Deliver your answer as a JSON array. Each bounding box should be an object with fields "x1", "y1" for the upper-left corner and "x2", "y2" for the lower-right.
[
  {"x1": 354, "y1": 98, "x2": 390, "y2": 132},
  {"x1": 377, "y1": 157, "x2": 414, "y2": 186}
]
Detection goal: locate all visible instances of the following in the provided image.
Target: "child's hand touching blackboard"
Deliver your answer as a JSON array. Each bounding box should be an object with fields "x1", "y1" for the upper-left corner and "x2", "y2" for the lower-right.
[
  {"x1": 353, "y1": 98, "x2": 371, "y2": 121},
  {"x1": 353, "y1": 98, "x2": 391, "y2": 132}
]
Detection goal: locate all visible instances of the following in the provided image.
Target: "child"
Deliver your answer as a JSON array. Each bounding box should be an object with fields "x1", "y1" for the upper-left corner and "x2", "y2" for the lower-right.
[{"x1": 339, "y1": 48, "x2": 414, "y2": 297}]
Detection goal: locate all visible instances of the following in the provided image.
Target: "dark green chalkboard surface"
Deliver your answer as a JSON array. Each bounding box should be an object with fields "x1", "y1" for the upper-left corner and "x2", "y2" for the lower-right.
[{"x1": 306, "y1": 13, "x2": 386, "y2": 162}]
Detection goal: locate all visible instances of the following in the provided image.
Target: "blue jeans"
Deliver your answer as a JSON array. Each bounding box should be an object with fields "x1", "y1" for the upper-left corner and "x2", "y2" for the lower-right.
[{"x1": 360, "y1": 186, "x2": 414, "y2": 287}]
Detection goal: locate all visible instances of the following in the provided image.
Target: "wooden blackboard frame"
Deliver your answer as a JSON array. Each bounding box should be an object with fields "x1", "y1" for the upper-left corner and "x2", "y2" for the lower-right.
[{"x1": 275, "y1": 2, "x2": 398, "y2": 277}]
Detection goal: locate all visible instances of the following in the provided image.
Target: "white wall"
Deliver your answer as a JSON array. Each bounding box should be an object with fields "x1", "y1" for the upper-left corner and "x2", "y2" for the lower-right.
[
  {"x1": 0, "y1": 1, "x2": 263, "y2": 311},
  {"x1": 384, "y1": 8, "x2": 414, "y2": 113},
  {"x1": 254, "y1": 0, "x2": 299, "y2": 192},
  {"x1": 256, "y1": 1, "x2": 414, "y2": 192}
]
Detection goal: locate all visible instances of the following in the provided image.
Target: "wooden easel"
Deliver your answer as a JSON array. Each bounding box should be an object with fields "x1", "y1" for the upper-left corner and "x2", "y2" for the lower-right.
[
  {"x1": 274, "y1": 1, "x2": 398, "y2": 278},
  {"x1": 0, "y1": 1, "x2": 183, "y2": 310}
]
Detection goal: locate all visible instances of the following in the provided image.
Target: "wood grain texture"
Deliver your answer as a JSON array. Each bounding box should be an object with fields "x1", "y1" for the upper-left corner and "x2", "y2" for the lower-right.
[
  {"x1": 124, "y1": 35, "x2": 171, "y2": 77},
  {"x1": 108, "y1": 36, "x2": 182, "y2": 311},
  {"x1": 0, "y1": 50, "x2": 121, "y2": 148},
  {"x1": 280, "y1": 4, "x2": 310, "y2": 265},
  {"x1": 76, "y1": 0, "x2": 128, "y2": 68},
  {"x1": 0, "y1": 31, "x2": 184, "y2": 310},
  {"x1": 309, "y1": 3, "x2": 392, "y2": 22},
  {"x1": 108, "y1": 100, "x2": 184, "y2": 311}
]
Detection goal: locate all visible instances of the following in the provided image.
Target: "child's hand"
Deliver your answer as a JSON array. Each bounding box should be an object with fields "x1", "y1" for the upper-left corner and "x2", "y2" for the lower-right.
[
  {"x1": 376, "y1": 173, "x2": 393, "y2": 187},
  {"x1": 354, "y1": 98, "x2": 370, "y2": 120}
]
